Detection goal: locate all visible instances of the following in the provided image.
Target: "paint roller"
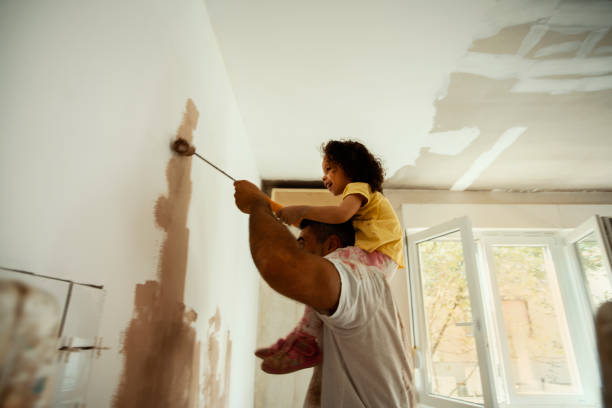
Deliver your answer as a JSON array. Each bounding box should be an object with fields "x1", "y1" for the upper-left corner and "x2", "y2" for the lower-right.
[{"x1": 171, "y1": 138, "x2": 284, "y2": 213}]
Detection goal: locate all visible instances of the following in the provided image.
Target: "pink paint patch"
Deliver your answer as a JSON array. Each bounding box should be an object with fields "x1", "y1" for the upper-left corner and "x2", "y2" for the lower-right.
[
  {"x1": 334, "y1": 247, "x2": 388, "y2": 268},
  {"x1": 328, "y1": 246, "x2": 397, "y2": 280}
]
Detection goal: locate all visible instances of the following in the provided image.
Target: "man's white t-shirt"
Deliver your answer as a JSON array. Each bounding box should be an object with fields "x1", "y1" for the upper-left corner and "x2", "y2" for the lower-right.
[{"x1": 315, "y1": 246, "x2": 416, "y2": 407}]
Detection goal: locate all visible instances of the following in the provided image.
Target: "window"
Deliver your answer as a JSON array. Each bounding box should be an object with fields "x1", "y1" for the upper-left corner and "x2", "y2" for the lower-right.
[
  {"x1": 408, "y1": 218, "x2": 496, "y2": 408},
  {"x1": 407, "y1": 216, "x2": 611, "y2": 408},
  {"x1": 566, "y1": 216, "x2": 612, "y2": 314}
]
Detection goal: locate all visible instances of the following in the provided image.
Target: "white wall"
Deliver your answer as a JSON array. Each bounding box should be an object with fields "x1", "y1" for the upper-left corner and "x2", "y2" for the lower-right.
[{"x1": 0, "y1": 0, "x2": 259, "y2": 407}]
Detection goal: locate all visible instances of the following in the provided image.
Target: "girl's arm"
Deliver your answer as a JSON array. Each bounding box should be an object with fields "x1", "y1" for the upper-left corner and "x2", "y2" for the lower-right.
[
  {"x1": 233, "y1": 180, "x2": 341, "y2": 311},
  {"x1": 277, "y1": 194, "x2": 364, "y2": 225}
]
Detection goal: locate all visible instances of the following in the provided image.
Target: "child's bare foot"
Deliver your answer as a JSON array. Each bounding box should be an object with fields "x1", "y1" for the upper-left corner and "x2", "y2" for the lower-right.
[{"x1": 261, "y1": 331, "x2": 321, "y2": 374}]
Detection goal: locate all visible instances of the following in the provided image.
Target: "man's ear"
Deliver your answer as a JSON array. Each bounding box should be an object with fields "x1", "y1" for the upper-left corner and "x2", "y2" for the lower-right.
[{"x1": 323, "y1": 235, "x2": 342, "y2": 255}]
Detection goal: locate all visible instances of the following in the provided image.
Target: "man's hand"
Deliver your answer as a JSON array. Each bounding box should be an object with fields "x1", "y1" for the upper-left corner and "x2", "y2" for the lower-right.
[
  {"x1": 277, "y1": 205, "x2": 309, "y2": 225},
  {"x1": 239, "y1": 182, "x2": 342, "y2": 312},
  {"x1": 233, "y1": 180, "x2": 268, "y2": 214}
]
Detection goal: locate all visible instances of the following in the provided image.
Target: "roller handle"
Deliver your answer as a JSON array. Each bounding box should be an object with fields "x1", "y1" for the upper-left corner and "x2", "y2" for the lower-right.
[
  {"x1": 267, "y1": 197, "x2": 283, "y2": 213},
  {"x1": 171, "y1": 139, "x2": 294, "y2": 223},
  {"x1": 266, "y1": 197, "x2": 301, "y2": 227}
]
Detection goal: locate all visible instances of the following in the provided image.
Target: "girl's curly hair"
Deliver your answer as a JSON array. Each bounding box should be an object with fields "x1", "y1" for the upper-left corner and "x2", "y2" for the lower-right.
[{"x1": 321, "y1": 140, "x2": 385, "y2": 192}]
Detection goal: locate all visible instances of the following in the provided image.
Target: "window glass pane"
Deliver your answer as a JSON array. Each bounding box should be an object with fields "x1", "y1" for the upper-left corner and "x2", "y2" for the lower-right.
[
  {"x1": 575, "y1": 231, "x2": 612, "y2": 311},
  {"x1": 491, "y1": 245, "x2": 579, "y2": 395},
  {"x1": 417, "y1": 231, "x2": 483, "y2": 404}
]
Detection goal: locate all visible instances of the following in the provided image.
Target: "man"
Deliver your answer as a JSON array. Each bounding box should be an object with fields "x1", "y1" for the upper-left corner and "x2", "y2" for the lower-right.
[{"x1": 234, "y1": 180, "x2": 416, "y2": 407}]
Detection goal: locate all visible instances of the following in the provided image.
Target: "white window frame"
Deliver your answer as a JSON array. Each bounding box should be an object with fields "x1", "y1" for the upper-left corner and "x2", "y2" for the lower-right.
[
  {"x1": 406, "y1": 217, "x2": 607, "y2": 408},
  {"x1": 407, "y1": 217, "x2": 497, "y2": 408},
  {"x1": 564, "y1": 215, "x2": 612, "y2": 314},
  {"x1": 477, "y1": 231, "x2": 600, "y2": 408}
]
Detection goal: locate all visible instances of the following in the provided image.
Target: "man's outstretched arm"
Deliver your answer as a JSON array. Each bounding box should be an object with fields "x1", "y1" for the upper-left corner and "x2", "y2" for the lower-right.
[{"x1": 234, "y1": 180, "x2": 340, "y2": 312}]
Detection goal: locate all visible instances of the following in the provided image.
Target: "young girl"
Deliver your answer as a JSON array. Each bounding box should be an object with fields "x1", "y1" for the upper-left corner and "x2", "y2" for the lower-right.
[{"x1": 257, "y1": 139, "x2": 404, "y2": 374}]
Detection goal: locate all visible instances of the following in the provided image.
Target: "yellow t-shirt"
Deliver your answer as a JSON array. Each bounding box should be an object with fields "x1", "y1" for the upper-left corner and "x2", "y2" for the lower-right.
[{"x1": 342, "y1": 182, "x2": 405, "y2": 268}]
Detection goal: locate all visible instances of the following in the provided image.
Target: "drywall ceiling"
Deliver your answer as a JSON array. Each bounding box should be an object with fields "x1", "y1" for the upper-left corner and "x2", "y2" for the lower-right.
[{"x1": 205, "y1": 0, "x2": 612, "y2": 191}]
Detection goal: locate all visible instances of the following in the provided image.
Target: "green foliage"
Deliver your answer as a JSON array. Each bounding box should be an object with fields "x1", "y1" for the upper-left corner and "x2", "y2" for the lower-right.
[
  {"x1": 418, "y1": 240, "x2": 574, "y2": 393},
  {"x1": 492, "y1": 246, "x2": 567, "y2": 363},
  {"x1": 576, "y1": 239, "x2": 603, "y2": 271}
]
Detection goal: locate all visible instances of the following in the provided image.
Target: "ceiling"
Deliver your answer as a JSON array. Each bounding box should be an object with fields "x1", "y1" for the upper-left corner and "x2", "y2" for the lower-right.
[{"x1": 205, "y1": 0, "x2": 612, "y2": 191}]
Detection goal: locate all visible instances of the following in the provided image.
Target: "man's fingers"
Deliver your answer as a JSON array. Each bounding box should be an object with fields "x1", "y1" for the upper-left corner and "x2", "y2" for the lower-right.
[
  {"x1": 233, "y1": 180, "x2": 250, "y2": 214},
  {"x1": 233, "y1": 179, "x2": 269, "y2": 215}
]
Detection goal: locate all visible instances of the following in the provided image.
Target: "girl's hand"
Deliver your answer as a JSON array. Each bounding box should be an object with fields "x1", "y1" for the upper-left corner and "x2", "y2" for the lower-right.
[{"x1": 276, "y1": 205, "x2": 309, "y2": 225}]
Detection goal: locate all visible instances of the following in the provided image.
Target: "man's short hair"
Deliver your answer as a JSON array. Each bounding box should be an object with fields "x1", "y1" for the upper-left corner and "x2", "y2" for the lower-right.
[{"x1": 299, "y1": 219, "x2": 355, "y2": 247}]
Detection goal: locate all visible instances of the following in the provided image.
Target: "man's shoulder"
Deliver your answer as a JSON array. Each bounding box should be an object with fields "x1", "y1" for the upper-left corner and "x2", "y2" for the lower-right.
[
  {"x1": 325, "y1": 246, "x2": 364, "y2": 265},
  {"x1": 325, "y1": 247, "x2": 390, "y2": 278}
]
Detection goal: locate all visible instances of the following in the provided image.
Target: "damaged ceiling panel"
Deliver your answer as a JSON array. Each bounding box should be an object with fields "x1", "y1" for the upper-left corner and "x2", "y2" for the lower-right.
[
  {"x1": 389, "y1": 3, "x2": 612, "y2": 191},
  {"x1": 206, "y1": 0, "x2": 612, "y2": 191},
  {"x1": 386, "y1": 73, "x2": 612, "y2": 190}
]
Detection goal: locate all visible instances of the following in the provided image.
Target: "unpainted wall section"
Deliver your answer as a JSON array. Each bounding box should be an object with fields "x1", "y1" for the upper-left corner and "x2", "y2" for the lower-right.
[{"x1": 0, "y1": 1, "x2": 259, "y2": 407}]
